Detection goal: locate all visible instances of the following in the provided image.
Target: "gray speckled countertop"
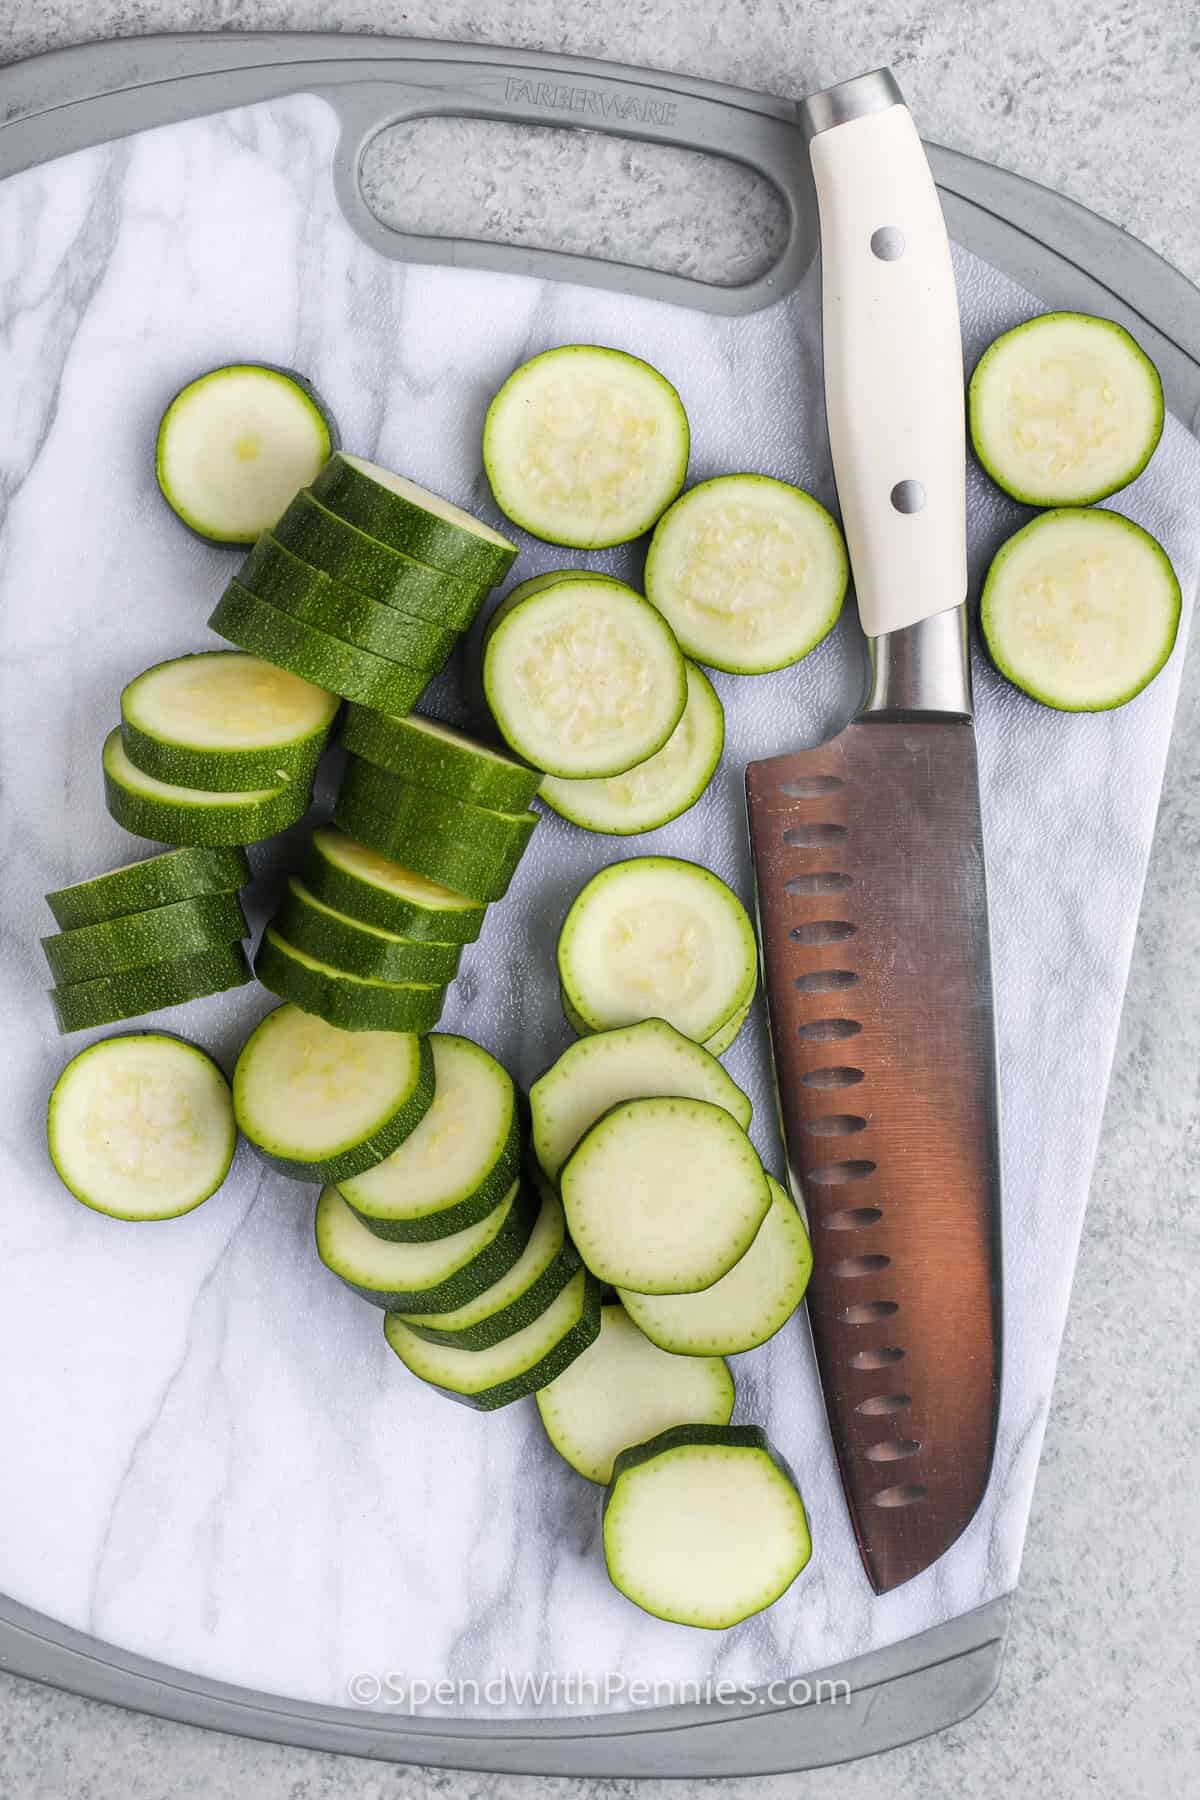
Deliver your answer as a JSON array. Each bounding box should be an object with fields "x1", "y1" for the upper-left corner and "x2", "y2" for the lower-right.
[{"x1": 1, "y1": 4, "x2": 1197, "y2": 1797}]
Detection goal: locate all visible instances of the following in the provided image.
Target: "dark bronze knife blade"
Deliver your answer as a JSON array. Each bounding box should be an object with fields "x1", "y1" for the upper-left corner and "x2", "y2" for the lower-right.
[{"x1": 746, "y1": 71, "x2": 1002, "y2": 1594}]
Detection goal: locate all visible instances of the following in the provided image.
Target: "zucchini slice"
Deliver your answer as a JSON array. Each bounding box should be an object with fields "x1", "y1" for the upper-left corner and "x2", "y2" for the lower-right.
[
  {"x1": 334, "y1": 757, "x2": 538, "y2": 904},
  {"x1": 233, "y1": 1003, "x2": 434, "y2": 1183},
  {"x1": 483, "y1": 345, "x2": 690, "y2": 548},
  {"x1": 312, "y1": 453, "x2": 516, "y2": 587},
  {"x1": 316, "y1": 1178, "x2": 536, "y2": 1313},
  {"x1": 273, "y1": 491, "x2": 486, "y2": 627},
  {"x1": 238, "y1": 537, "x2": 459, "y2": 669},
  {"x1": 254, "y1": 928, "x2": 446, "y2": 1035},
  {"x1": 483, "y1": 572, "x2": 687, "y2": 779},
  {"x1": 340, "y1": 706, "x2": 542, "y2": 813},
  {"x1": 536, "y1": 1304, "x2": 734, "y2": 1484},
  {"x1": 620, "y1": 1176, "x2": 811, "y2": 1355},
  {"x1": 156, "y1": 363, "x2": 337, "y2": 544},
  {"x1": 45, "y1": 846, "x2": 250, "y2": 932},
  {"x1": 120, "y1": 651, "x2": 338, "y2": 792},
  {"x1": 50, "y1": 943, "x2": 251, "y2": 1034},
  {"x1": 272, "y1": 878, "x2": 461, "y2": 984},
  {"x1": 538, "y1": 660, "x2": 724, "y2": 834},
  {"x1": 396, "y1": 1172, "x2": 581, "y2": 1349},
  {"x1": 102, "y1": 729, "x2": 311, "y2": 848},
  {"x1": 47, "y1": 1034, "x2": 236, "y2": 1220},
  {"x1": 337, "y1": 1034, "x2": 520, "y2": 1242},
  {"x1": 603, "y1": 1425, "x2": 811, "y2": 1628},
  {"x1": 209, "y1": 582, "x2": 431, "y2": 716},
  {"x1": 561, "y1": 1096, "x2": 770, "y2": 1294},
  {"x1": 557, "y1": 856, "x2": 758, "y2": 1044},
  {"x1": 644, "y1": 474, "x2": 848, "y2": 675},
  {"x1": 530, "y1": 1017, "x2": 751, "y2": 1182},
  {"x1": 969, "y1": 311, "x2": 1165, "y2": 505},
  {"x1": 42, "y1": 889, "x2": 247, "y2": 986},
  {"x1": 383, "y1": 1266, "x2": 602, "y2": 1410},
  {"x1": 303, "y1": 827, "x2": 486, "y2": 944},
  {"x1": 702, "y1": 995, "x2": 752, "y2": 1057},
  {"x1": 981, "y1": 507, "x2": 1181, "y2": 711}
]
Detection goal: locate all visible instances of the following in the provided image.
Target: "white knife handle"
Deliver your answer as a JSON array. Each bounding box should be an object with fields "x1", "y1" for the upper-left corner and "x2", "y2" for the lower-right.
[{"x1": 805, "y1": 80, "x2": 967, "y2": 640}]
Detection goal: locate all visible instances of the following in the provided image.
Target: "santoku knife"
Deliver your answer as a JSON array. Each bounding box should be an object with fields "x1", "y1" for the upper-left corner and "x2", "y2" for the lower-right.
[{"x1": 746, "y1": 68, "x2": 1002, "y2": 1595}]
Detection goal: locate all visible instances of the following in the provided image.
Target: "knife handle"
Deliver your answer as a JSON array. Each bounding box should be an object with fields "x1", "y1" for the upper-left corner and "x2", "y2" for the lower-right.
[{"x1": 803, "y1": 75, "x2": 967, "y2": 640}]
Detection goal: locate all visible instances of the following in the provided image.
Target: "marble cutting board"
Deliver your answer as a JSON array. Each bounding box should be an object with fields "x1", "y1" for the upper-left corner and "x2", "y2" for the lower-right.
[{"x1": 1, "y1": 92, "x2": 1198, "y2": 1719}]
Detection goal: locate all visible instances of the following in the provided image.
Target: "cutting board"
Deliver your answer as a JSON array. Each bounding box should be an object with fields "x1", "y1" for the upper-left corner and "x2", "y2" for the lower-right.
[{"x1": 1, "y1": 34, "x2": 1198, "y2": 1776}]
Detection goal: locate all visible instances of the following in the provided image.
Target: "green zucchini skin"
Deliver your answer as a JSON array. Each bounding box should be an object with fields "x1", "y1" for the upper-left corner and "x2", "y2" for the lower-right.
[
  {"x1": 42, "y1": 889, "x2": 247, "y2": 986},
  {"x1": 302, "y1": 827, "x2": 486, "y2": 944},
  {"x1": 254, "y1": 927, "x2": 447, "y2": 1034},
  {"x1": 102, "y1": 729, "x2": 312, "y2": 848},
  {"x1": 238, "y1": 536, "x2": 460, "y2": 669},
  {"x1": 334, "y1": 756, "x2": 538, "y2": 904},
  {"x1": 319, "y1": 1179, "x2": 539, "y2": 1314},
  {"x1": 209, "y1": 582, "x2": 431, "y2": 715},
  {"x1": 50, "y1": 942, "x2": 251, "y2": 1034},
  {"x1": 340, "y1": 1103, "x2": 521, "y2": 1244},
  {"x1": 234, "y1": 1014, "x2": 435, "y2": 1184},
  {"x1": 45, "y1": 847, "x2": 250, "y2": 931},
  {"x1": 273, "y1": 491, "x2": 487, "y2": 626},
  {"x1": 340, "y1": 706, "x2": 543, "y2": 813},
  {"x1": 312, "y1": 454, "x2": 516, "y2": 588},
  {"x1": 272, "y1": 877, "x2": 462, "y2": 983}
]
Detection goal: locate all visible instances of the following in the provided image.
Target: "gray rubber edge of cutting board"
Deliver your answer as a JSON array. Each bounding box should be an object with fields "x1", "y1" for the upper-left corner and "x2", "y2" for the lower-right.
[{"x1": 0, "y1": 32, "x2": 1196, "y2": 1776}]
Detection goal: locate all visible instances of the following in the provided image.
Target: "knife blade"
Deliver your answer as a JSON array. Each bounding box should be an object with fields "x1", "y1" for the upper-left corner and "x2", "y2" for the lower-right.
[{"x1": 746, "y1": 70, "x2": 1002, "y2": 1594}]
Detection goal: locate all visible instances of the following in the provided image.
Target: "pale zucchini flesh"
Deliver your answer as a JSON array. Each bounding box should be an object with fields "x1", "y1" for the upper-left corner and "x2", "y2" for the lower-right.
[
  {"x1": 560, "y1": 1095, "x2": 770, "y2": 1294},
  {"x1": 536, "y1": 1304, "x2": 734, "y2": 1484},
  {"x1": 620, "y1": 1176, "x2": 812, "y2": 1355},
  {"x1": 603, "y1": 1425, "x2": 812, "y2": 1628},
  {"x1": 47, "y1": 1033, "x2": 236, "y2": 1220},
  {"x1": 702, "y1": 995, "x2": 752, "y2": 1057},
  {"x1": 530, "y1": 1017, "x2": 752, "y2": 1182},
  {"x1": 483, "y1": 345, "x2": 690, "y2": 548},
  {"x1": 103, "y1": 728, "x2": 311, "y2": 848},
  {"x1": 254, "y1": 928, "x2": 447, "y2": 1035},
  {"x1": 644, "y1": 474, "x2": 848, "y2": 674},
  {"x1": 45, "y1": 847, "x2": 250, "y2": 933},
  {"x1": 42, "y1": 889, "x2": 247, "y2": 986},
  {"x1": 316, "y1": 1178, "x2": 536, "y2": 1312},
  {"x1": 303, "y1": 827, "x2": 486, "y2": 944},
  {"x1": 557, "y1": 855, "x2": 758, "y2": 1044},
  {"x1": 50, "y1": 943, "x2": 251, "y2": 1034}
]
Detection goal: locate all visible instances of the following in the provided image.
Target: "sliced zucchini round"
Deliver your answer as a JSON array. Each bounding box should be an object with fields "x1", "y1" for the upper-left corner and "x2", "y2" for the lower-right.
[
  {"x1": 156, "y1": 363, "x2": 337, "y2": 544},
  {"x1": 603, "y1": 1424, "x2": 811, "y2": 1628},
  {"x1": 340, "y1": 707, "x2": 542, "y2": 812},
  {"x1": 42, "y1": 888, "x2": 246, "y2": 986},
  {"x1": 644, "y1": 474, "x2": 848, "y2": 675},
  {"x1": 483, "y1": 572, "x2": 687, "y2": 780},
  {"x1": 557, "y1": 855, "x2": 758, "y2": 1044},
  {"x1": 312, "y1": 453, "x2": 516, "y2": 587},
  {"x1": 316, "y1": 1178, "x2": 536, "y2": 1313},
  {"x1": 338, "y1": 1034, "x2": 520, "y2": 1242},
  {"x1": 561, "y1": 1096, "x2": 770, "y2": 1294},
  {"x1": 980, "y1": 507, "x2": 1181, "y2": 711},
  {"x1": 538, "y1": 660, "x2": 723, "y2": 835},
  {"x1": 233, "y1": 1003, "x2": 434, "y2": 1183},
  {"x1": 209, "y1": 583, "x2": 430, "y2": 716},
  {"x1": 273, "y1": 491, "x2": 487, "y2": 627},
  {"x1": 334, "y1": 757, "x2": 538, "y2": 905},
  {"x1": 254, "y1": 928, "x2": 446, "y2": 1035},
  {"x1": 237, "y1": 536, "x2": 458, "y2": 669},
  {"x1": 383, "y1": 1267, "x2": 602, "y2": 1411},
  {"x1": 120, "y1": 651, "x2": 338, "y2": 792},
  {"x1": 102, "y1": 728, "x2": 311, "y2": 848},
  {"x1": 50, "y1": 943, "x2": 251, "y2": 1034},
  {"x1": 620, "y1": 1176, "x2": 811, "y2": 1355},
  {"x1": 536, "y1": 1304, "x2": 734, "y2": 1484},
  {"x1": 396, "y1": 1172, "x2": 581, "y2": 1349},
  {"x1": 303, "y1": 827, "x2": 486, "y2": 944},
  {"x1": 272, "y1": 878, "x2": 460, "y2": 985},
  {"x1": 483, "y1": 345, "x2": 690, "y2": 548},
  {"x1": 530, "y1": 1017, "x2": 752, "y2": 1182},
  {"x1": 45, "y1": 846, "x2": 250, "y2": 932},
  {"x1": 47, "y1": 1033, "x2": 236, "y2": 1219},
  {"x1": 968, "y1": 311, "x2": 1165, "y2": 506}
]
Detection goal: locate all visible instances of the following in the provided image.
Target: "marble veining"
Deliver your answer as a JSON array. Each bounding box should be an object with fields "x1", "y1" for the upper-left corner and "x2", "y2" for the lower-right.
[{"x1": 0, "y1": 93, "x2": 1197, "y2": 1718}]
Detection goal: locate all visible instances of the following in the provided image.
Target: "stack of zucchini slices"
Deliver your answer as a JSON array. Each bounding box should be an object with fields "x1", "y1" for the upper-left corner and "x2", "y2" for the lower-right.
[{"x1": 43, "y1": 847, "x2": 252, "y2": 1032}]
